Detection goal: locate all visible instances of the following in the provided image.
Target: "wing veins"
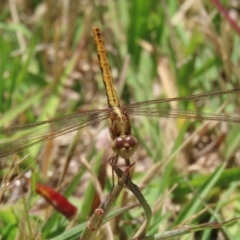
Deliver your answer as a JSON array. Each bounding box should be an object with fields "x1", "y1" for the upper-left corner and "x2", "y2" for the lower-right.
[
  {"x1": 0, "y1": 109, "x2": 109, "y2": 134},
  {"x1": 128, "y1": 108, "x2": 240, "y2": 123},
  {"x1": 125, "y1": 88, "x2": 240, "y2": 109},
  {"x1": 0, "y1": 112, "x2": 109, "y2": 158}
]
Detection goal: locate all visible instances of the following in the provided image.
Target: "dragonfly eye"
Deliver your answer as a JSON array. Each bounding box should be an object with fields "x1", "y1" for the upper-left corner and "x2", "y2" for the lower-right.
[{"x1": 112, "y1": 135, "x2": 138, "y2": 159}]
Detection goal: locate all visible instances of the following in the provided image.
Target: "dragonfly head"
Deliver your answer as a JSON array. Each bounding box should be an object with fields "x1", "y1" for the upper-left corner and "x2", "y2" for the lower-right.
[{"x1": 112, "y1": 135, "x2": 138, "y2": 159}]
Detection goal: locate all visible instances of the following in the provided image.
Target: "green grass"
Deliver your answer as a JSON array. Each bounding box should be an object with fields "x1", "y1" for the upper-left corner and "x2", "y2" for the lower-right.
[{"x1": 1, "y1": 1, "x2": 240, "y2": 239}]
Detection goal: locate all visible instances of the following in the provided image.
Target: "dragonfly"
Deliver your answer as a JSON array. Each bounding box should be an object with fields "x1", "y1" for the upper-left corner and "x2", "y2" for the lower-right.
[{"x1": 1, "y1": 26, "x2": 240, "y2": 166}]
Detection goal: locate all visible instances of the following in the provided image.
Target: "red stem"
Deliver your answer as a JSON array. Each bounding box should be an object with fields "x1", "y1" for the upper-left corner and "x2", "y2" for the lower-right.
[{"x1": 211, "y1": 0, "x2": 240, "y2": 36}]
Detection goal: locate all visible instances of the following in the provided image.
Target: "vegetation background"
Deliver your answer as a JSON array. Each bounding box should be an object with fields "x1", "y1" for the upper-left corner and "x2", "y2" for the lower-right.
[{"x1": 1, "y1": 0, "x2": 240, "y2": 239}]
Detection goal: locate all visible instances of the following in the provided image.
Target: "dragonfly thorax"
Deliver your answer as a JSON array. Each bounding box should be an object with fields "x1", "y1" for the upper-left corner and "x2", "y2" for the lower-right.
[
  {"x1": 108, "y1": 107, "x2": 132, "y2": 139},
  {"x1": 112, "y1": 135, "x2": 138, "y2": 159},
  {"x1": 108, "y1": 108, "x2": 138, "y2": 158}
]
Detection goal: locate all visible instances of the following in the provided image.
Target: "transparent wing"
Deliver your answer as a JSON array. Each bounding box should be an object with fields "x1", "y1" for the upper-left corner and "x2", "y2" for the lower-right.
[
  {"x1": 125, "y1": 88, "x2": 240, "y2": 123},
  {"x1": 0, "y1": 109, "x2": 110, "y2": 158},
  {"x1": 127, "y1": 108, "x2": 240, "y2": 123}
]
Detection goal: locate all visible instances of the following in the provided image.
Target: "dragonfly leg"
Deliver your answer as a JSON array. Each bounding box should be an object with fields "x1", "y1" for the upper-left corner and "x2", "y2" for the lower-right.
[
  {"x1": 108, "y1": 154, "x2": 119, "y2": 191},
  {"x1": 109, "y1": 159, "x2": 135, "y2": 186},
  {"x1": 125, "y1": 158, "x2": 130, "y2": 166},
  {"x1": 124, "y1": 159, "x2": 136, "y2": 185},
  {"x1": 108, "y1": 155, "x2": 136, "y2": 191}
]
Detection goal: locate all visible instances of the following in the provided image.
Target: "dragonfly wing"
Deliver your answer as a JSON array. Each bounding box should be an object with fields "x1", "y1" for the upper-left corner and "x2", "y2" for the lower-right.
[
  {"x1": 127, "y1": 108, "x2": 240, "y2": 123},
  {"x1": 124, "y1": 88, "x2": 240, "y2": 123},
  {"x1": 125, "y1": 88, "x2": 240, "y2": 108},
  {"x1": 0, "y1": 109, "x2": 110, "y2": 158}
]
